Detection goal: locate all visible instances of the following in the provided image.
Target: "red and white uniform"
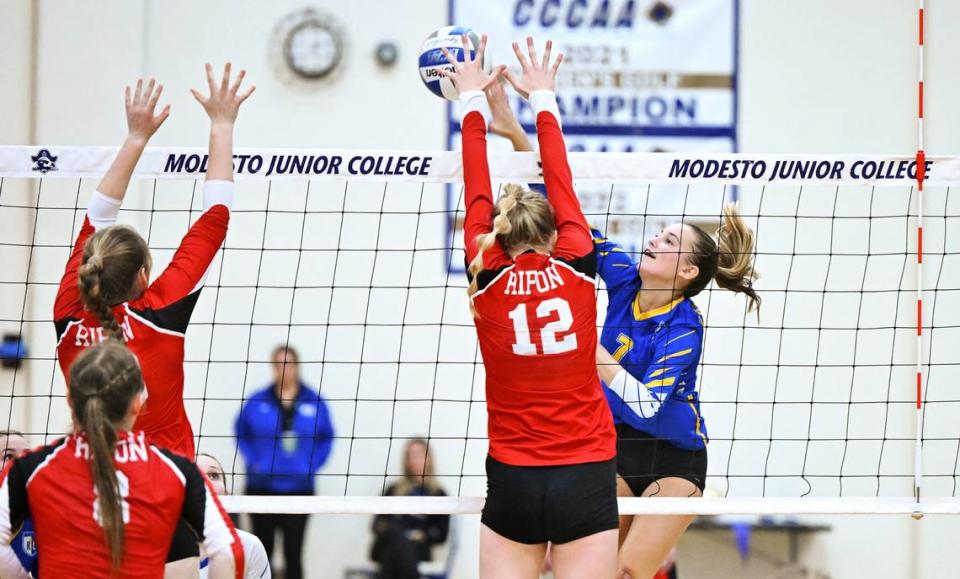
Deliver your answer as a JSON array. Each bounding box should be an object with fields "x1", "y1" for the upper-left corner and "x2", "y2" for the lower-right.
[
  {"x1": 0, "y1": 432, "x2": 244, "y2": 579},
  {"x1": 54, "y1": 183, "x2": 232, "y2": 459},
  {"x1": 461, "y1": 90, "x2": 616, "y2": 466}
]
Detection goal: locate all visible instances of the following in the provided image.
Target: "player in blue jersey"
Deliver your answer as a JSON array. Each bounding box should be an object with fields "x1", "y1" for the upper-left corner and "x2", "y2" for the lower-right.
[{"x1": 593, "y1": 204, "x2": 760, "y2": 579}]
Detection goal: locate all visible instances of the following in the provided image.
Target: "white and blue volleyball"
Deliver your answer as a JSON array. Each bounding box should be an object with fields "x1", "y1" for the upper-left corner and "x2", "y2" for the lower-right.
[{"x1": 419, "y1": 26, "x2": 490, "y2": 100}]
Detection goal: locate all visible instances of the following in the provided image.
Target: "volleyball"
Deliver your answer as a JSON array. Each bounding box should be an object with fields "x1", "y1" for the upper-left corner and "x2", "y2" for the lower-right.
[{"x1": 418, "y1": 25, "x2": 490, "y2": 100}]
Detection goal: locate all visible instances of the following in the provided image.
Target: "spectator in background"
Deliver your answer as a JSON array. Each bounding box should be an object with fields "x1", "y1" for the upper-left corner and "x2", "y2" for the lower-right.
[
  {"x1": 196, "y1": 453, "x2": 272, "y2": 579},
  {"x1": 1, "y1": 430, "x2": 37, "y2": 578},
  {"x1": 371, "y1": 439, "x2": 450, "y2": 579},
  {"x1": 235, "y1": 344, "x2": 334, "y2": 579}
]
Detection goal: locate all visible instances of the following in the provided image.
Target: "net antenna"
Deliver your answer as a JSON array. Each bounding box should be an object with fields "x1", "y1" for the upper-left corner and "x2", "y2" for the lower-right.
[{"x1": 912, "y1": 0, "x2": 926, "y2": 519}]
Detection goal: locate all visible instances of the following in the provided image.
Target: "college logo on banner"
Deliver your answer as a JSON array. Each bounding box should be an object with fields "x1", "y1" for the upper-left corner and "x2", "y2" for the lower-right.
[{"x1": 31, "y1": 149, "x2": 58, "y2": 174}]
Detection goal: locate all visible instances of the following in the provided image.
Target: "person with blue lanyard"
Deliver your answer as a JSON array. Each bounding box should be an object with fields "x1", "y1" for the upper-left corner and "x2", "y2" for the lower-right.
[
  {"x1": 593, "y1": 204, "x2": 761, "y2": 579},
  {"x1": 235, "y1": 344, "x2": 334, "y2": 579}
]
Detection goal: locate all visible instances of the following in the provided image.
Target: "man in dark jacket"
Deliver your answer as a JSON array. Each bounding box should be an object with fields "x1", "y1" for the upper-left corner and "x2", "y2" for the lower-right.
[{"x1": 236, "y1": 344, "x2": 334, "y2": 579}]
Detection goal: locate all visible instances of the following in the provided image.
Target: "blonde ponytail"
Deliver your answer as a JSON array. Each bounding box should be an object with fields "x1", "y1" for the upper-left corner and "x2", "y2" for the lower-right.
[
  {"x1": 684, "y1": 203, "x2": 760, "y2": 313},
  {"x1": 467, "y1": 186, "x2": 521, "y2": 299},
  {"x1": 715, "y1": 203, "x2": 760, "y2": 312}
]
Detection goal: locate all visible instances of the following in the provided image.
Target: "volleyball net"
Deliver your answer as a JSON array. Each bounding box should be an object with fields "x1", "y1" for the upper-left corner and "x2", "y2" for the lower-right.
[{"x1": 1, "y1": 146, "x2": 958, "y2": 515}]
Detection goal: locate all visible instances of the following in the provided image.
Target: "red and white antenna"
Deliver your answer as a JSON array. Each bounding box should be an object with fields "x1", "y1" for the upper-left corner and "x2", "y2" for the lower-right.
[{"x1": 913, "y1": 0, "x2": 925, "y2": 518}]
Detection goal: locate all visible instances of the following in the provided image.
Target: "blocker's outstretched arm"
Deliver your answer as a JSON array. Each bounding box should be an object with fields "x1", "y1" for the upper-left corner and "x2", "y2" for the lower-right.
[{"x1": 96, "y1": 79, "x2": 170, "y2": 206}]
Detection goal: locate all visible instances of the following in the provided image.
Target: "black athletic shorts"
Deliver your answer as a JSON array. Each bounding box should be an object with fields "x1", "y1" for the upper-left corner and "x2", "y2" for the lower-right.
[
  {"x1": 166, "y1": 518, "x2": 200, "y2": 562},
  {"x1": 616, "y1": 423, "x2": 707, "y2": 497},
  {"x1": 481, "y1": 455, "x2": 618, "y2": 545}
]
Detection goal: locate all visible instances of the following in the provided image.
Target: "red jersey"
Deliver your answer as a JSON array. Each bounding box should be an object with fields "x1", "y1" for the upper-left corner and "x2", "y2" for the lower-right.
[
  {"x1": 462, "y1": 101, "x2": 616, "y2": 467},
  {"x1": 0, "y1": 432, "x2": 243, "y2": 579},
  {"x1": 54, "y1": 205, "x2": 229, "y2": 459}
]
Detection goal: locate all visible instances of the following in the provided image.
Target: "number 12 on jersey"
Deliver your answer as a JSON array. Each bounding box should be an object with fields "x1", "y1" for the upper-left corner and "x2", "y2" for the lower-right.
[{"x1": 508, "y1": 297, "x2": 577, "y2": 356}]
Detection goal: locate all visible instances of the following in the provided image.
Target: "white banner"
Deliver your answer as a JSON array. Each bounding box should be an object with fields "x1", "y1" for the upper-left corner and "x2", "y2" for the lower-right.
[
  {"x1": 2, "y1": 146, "x2": 958, "y2": 186},
  {"x1": 450, "y1": 0, "x2": 738, "y2": 151},
  {"x1": 444, "y1": 1, "x2": 740, "y2": 271}
]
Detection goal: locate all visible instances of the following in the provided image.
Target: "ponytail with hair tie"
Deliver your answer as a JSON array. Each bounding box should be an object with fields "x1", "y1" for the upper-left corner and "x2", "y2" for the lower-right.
[
  {"x1": 683, "y1": 203, "x2": 761, "y2": 314},
  {"x1": 69, "y1": 341, "x2": 144, "y2": 571},
  {"x1": 466, "y1": 184, "x2": 555, "y2": 317},
  {"x1": 714, "y1": 203, "x2": 761, "y2": 313},
  {"x1": 77, "y1": 226, "x2": 150, "y2": 342}
]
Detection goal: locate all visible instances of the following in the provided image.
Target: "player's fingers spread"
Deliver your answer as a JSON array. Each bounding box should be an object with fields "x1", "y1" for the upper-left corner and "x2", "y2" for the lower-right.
[
  {"x1": 542, "y1": 40, "x2": 552, "y2": 69},
  {"x1": 238, "y1": 85, "x2": 256, "y2": 104},
  {"x1": 512, "y1": 41, "x2": 529, "y2": 70},
  {"x1": 551, "y1": 53, "x2": 564, "y2": 75},
  {"x1": 125, "y1": 86, "x2": 132, "y2": 108},
  {"x1": 477, "y1": 34, "x2": 488, "y2": 64},
  {"x1": 134, "y1": 79, "x2": 143, "y2": 103},
  {"x1": 148, "y1": 84, "x2": 163, "y2": 109},
  {"x1": 220, "y1": 63, "x2": 231, "y2": 94},
  {"x1": 460, "y1": 34, "x2": 472, "y2": 64},
  {"x1": 205, "y1": 63, "x2": 216, "y2": 93},
  {"x1": 440, "y1": 46, "x2": 458, "y2": 67},
  {"x1": 230, "y1": 70, "x2": 246, "y2": 95},
  {"x1": 144, "y1": 79, "x2": 156, "y2": 104},
  {"x1": 158, "y1": 104, "x2": 171, "y2": 123},
  {"x1": 190, "y1": 88, "x2": 206, "y2": 105},
  {"x1": 526, "y1": 36, "x2": 538, "y2": 68}
]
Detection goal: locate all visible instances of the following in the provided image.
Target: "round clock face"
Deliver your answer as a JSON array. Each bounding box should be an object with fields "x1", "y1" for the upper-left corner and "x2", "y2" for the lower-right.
[{"x1": 284, "y1": 20, "x2": 343, "y2": 79}]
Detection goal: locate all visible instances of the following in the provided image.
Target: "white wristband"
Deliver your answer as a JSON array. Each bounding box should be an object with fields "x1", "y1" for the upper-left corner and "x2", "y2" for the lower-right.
[
  {"x1": 459, "y1": 90, "x2": 492, "y2": 128},
  {"x1": 528, "y1": 90, "x2": 562, "y2": 128},
  {"x1": 203, "y1": 180, "x2": 234, "y2": 212},
  {"x1": 87, "y1": 191, "x2": 121, "y2": 230}
]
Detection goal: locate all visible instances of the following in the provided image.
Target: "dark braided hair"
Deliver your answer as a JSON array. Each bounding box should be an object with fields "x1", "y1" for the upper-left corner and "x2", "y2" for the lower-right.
[{"x1": 683, "y1": 203, "x2": 761, "y2": 312}]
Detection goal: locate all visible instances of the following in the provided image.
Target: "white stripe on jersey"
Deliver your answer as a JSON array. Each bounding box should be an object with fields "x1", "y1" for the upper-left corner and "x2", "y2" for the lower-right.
[
  {"x1": 150, "y1": 446, "x2": 186, "y2": 486},
  {"x1": 26, "y1": 440, "x2": 69, "y2": 486},
  {"x1": 55, "y1": 319, "x2": 85, "y2": 348},
  {"x1": 123, "y1": 304, "x2": 187, "y2": 338},
  {"x1": 666, "y1": 329, "x2": 697, "y2": 345},
  {"x1": 549, "y1": 258, "x2": 599, "y2": 287},
  {"x1": 201, "y1": 483, "x2": 236, "y2": 557},
  {"x1": 188, "y1": 277, "x2": 208, "y2": 297},
  {"x1": 470, "y1": 265, "x2": 516, "y2": 300}
]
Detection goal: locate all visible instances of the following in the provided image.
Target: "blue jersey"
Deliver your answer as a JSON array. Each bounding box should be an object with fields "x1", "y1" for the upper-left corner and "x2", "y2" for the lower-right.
[
  {"x1": 593, "y1": 228, "x2": 709, "y2": 450},
  {"x1": 12, "y1": 517, "x2": 38, "y2": 577}
]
